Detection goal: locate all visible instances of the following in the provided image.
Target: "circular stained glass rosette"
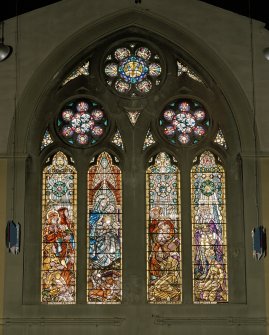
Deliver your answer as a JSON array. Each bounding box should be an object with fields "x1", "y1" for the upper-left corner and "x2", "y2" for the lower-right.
[
  {"x1": 160, "y1": 99, "x2": 210, "y2": 145},
  {"x1": 57, "y1": 99, "x2": 108, "y2": 146},
  {"x1": 118, "y1": 56, "x2": 148, "y2": 84},
  {"x1": 104, "y1": 43, "x2": 162, "y2": 95}
]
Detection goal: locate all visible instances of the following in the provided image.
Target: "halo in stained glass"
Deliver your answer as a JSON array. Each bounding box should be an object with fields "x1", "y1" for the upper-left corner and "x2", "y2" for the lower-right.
[
  {"x1": 56, "y1": 98, "x2": 108, "y2": 147},
  {"x1": 160, "y1": 98, "x2": 210, "y2": 145},
  {"x1": 104, "y1": 42, "x2": 163, "y2": 96}
]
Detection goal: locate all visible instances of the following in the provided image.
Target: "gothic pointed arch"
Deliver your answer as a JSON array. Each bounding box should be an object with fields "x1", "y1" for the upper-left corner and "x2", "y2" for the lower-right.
[{"x1": 7, "y1": 9, "x2": 254, "y2": 331}]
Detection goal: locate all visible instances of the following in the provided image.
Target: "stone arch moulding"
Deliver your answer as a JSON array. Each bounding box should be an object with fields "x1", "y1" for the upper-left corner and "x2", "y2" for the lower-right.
[
  {"x1": 12, "y1": 8, "x2": 254, "y2": 156},
  {"x1": 3, "y1": 7, "x2": 261, "y2": 328}
]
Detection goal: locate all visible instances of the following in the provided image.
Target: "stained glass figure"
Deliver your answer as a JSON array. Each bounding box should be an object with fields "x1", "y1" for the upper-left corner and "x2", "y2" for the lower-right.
[
  {"x1": 41, "y1": 129, "x2": 53, "y2": 151},
  {"x1": 191, "y1": 151, "x2": 228, "y2": 303},
  {"x1": 104, "y1": 42, "x2": 162, "y2": 96},
  {"x1": 127, "y1": 111, "x2": 140, "y2": 126},
  {"x1": 214, "y1": 128, "x2": 227, "y2": 149},
  {"x1": 111, "y1": 129, "x2": 124, "y2": 150},
  {"x1": 160, "y1": 98, "x2": 210, "y2": 145},
  {"x1": 146, "y1": 153, "x2": 182, "y2": 303},
  {"x1": 143, "y1": 129, "x2": 156, "y2": 150},
  {"x1": 41, "y1": 151, "x2": 77, "y2": 304},
  {"x1": 177, "y1": 61, "x2": 203, "y2": 83},
  {"x1": 62, "y1": 61, "x2": 89, "y2": 86},
  {"x1": 87, "y1": 152, "x2": 122, "y2": 303},
  {"x1": 56, "y1": 98, "x2": 108, "y2": 147}
]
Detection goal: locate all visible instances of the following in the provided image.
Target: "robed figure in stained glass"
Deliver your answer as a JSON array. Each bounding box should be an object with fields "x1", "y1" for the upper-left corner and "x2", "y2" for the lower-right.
[
  {"x1": 87, "y1": 152, "x2": 122, "y2": 303},
  {"x1": 191, "y1": 151, "x2": 228, "y2": 303},
  {"x1": 41, "y1": 152, "x2": 77, "y2": 304},
  {"x1": 146, "y1": 152, "x2": 182, "y2": 303}
]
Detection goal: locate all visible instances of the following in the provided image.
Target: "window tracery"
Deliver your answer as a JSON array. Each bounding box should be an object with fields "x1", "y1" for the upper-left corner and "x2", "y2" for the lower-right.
[{"x1": 37, "y1": 35, "x2": 234, "y2": 305}]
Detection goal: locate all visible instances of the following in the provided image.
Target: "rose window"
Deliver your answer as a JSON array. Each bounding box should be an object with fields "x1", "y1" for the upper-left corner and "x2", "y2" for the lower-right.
[
  {"x1": 160, "y1": 99, "x2": 210, "y2": 145},
  {"x1": 56, "y1": 98, "x2": 108, "y2": 146},
  {"x1": 104, "y1": 43, "x2": 162, "y2": 96}
]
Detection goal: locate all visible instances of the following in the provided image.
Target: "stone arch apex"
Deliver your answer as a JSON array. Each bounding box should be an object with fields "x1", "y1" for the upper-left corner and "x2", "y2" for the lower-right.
[{"x1": 14, "y1": 8, "x2": 254, "y2": 155}]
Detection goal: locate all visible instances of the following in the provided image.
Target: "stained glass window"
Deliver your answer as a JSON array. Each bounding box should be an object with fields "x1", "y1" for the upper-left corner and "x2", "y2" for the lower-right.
[
  {"x1": 111, "y1": 129, "x2": 124, "y2": 150},
  {"x1": 62, "y1": 61, "x2": 90, "y2": 86},
  {"x1": 177, "y1": 60, "x2": 203, "y2": 83},
  {"x1": 143, "y1": 129, "x2": 155, "y2": 150},
  {"x1": 191, "y1": 151, "x2": 228, "y2": 304},
  {"x1": 87, "y1": 152, "x2": 122, "y2": 303},
  {"x1": 127, "y1": 111, "x2": 140, "y2": 126},
  {"x1": 41, "y1": 151, "x2": 77, "y2": 304},
  {"x1": 104, "y1": 42, "x2": 162, "y2": 96},
  {"x1": 56, "y1": 98, "x2": 108, "y2": 147},
  {"x1": 214, "y1": 128, "x2": 227, "y2": 149},
  {"x1": 160, "y1": 98, "x2": 210, "y2": 145},
  {"x1": 41, "y1": 129, "x2": 53, "y2": 151},
  {"x1": 146, "y1": 153, "x2": 182, "y2": 303}
]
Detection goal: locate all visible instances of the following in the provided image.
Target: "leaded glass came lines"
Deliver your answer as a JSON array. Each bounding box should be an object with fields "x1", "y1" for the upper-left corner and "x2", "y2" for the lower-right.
[
  {"x1": 146, "y1": 152, "x2": 182, "y2": 304},
  {"x1": 87, "y1": 152, "x2": 122, "y2": 304},
  {"x1": 56, "y1": 98, "x2": 108, "y2": 146},
  {"x1": 191, "y1": 151, "x2": 228, "y2": 304},
  {"x1": 41, "y1": 151, "x2": 77, "y2": 304},
  {"x1": 160, "y1": 99, "x2": 210, "y2": 145},
  {"x1": 104, "y1": 42, "x2": 162, "y2": 96}
]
